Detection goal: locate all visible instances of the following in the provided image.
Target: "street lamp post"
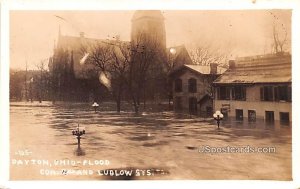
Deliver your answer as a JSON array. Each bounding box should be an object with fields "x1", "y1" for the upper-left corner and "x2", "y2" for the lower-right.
[
  {"x1": 92, "y1": 102, "x2": 99, "y2": 113},
  {"x1": 72, "y1": 124, "x2": 85, "y2": 148},
  {"x1": 213, "y1": 110, "x2": 224, "y2": 129}
]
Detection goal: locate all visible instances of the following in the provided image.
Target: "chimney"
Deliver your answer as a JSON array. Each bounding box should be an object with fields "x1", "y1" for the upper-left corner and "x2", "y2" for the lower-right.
[
  {"x1": 229, "y1": 60, "x2": 236, "y2": 70},
  {"x1": 210, "y1": 63, "x2": 218, "y2": 74},
  {"x1": 80, "y1": 32, "x2": 85, "y2": 38}
]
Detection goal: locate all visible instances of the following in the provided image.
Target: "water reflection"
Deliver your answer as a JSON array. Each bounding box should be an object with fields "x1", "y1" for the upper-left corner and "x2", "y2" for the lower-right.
[
  {"x1": 74, "y1": 147, "x2": 86, "y2": 156},
  {"x1": 10, "y1": 102, "x2": 292, "y2": 180}
]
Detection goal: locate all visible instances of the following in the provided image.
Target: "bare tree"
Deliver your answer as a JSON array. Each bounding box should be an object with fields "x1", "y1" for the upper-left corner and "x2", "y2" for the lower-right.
[
  {"x1": 83, "y1": 40, "x2": 130, "y2": 112},
  {"x1": 35, "y1": 60, "x2": 47, "y2": 103},
  {"x1": 109, "y1": 42, "x2": 131, "y2": 112},
  {"x1": 81, "y1": 42, "x2": 114, "y2": 72},
  {"x1": 189, "y1": 44, "x2": 229, "y2": 66},
  {"x1": 24, "y1": 61, "x2": 28, "y2": 101},
  {"x1": 83, "y1": 33, "x2": 165, "y2": 114},
  {"x1": 272, "y1": 22, "x2": 288, "y2": 54},
  {"x1": 126, "y1": 33, "x2": 163, "y2": 113}
]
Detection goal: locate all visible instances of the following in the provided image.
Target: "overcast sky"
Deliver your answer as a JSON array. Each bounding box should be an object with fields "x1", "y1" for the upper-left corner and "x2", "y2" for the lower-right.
[{"x1": 10, "y1": 10, "x2": 291, "y2": 70}]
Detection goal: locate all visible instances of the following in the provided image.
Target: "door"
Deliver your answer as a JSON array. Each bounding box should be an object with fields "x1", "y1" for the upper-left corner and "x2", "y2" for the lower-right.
[
  {"x1": 174, "y1": 96, "x2": 182, "y2": 111},
  {"x1": 248, "y1": 110, "x2": 256, "y2": 122},
  {"x1": 189, "y1": 97, "x2": 198, "y2": 115},
  {"x1": 265, "y1": 111, "x2": 274, "y2": 123},
  {"x1": 236, "y1": 109, "x2": 243, "y2": 121}
]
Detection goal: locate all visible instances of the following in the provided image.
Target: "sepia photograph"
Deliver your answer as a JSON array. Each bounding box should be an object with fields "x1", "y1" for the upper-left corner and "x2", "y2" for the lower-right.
[{"x1": 8, "y1": 9, "x2": 292, "y2": 181}]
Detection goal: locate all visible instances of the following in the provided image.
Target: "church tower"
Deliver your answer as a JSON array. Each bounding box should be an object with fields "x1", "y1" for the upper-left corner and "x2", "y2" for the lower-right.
[{"x1": 131, "y1": 10, "x2": 166, "y2": 51}]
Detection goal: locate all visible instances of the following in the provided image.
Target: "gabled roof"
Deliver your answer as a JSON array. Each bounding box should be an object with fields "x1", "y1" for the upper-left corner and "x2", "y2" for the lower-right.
[
  {"x1": 166, "y1": 45, "x2": 194, "y2": 68},
  {"x1": 169, "y1": 64, "x2": 226, "y2": 78},
  {"x1": 185, "y1": 64, "x2": 226, "y2": 75},
  {"x1": 213, "y1": 53, "x2": 291, "y2": 84}
]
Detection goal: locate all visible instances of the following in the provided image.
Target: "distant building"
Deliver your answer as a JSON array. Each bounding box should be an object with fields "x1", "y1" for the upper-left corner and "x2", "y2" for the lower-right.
[
  {"x1": 213, "y1": 53, "x2": 291, "y2": 125},
  {"x1": 49, "y1": 10, "x2": 192, "y2": 102},
  {"x1": 169, "y1": 64, "x2": 226, "y2": 116},
  {"x1": 48, "y1": 32, "x2": 116, "y2": 102}
]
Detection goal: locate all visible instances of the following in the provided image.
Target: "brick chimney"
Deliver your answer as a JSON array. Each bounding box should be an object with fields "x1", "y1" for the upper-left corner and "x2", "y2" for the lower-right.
[
  {"x1": 229, "y1": 60, "x2": 236, "y2": 70},
  {"x1": 210, "y1": 63, "x2": 218, "y2": 74}
]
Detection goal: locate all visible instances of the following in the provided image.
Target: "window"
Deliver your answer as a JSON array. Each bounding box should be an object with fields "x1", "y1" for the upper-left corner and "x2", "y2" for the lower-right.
[
  {"x1": 274, "y1": 86, "x2": 292, "y2": 102},
  {"x1": 174, "y1": 79, "x2": 182, "y2": 92},
  {"x1": 280, "y1": 112, "x2": 289, "y2": 124},
  {"x1": 265, "y1": 111, "x2": 274, "y2": 123},
  {"x1": 188, "y1": 78, "x2": 197, "y2": 93},
  {"x1": 248, "y1": 110, "x2": 256, "y2": 122},
  {"x1": 218, "y1": 86, "x2": 231, "y2": 100},
  {"x1": 260, "y1": 86, "x2": 274, "y2": 101},
  {"x1": 232, "y1": 86, "x2": 246, "y2": 100},
  {"x1": 236, "y1": 109, "x2": 243, "y2": 121},
  {"x1": 189, "y1": 97, "x2": 198, "y2": 115}
]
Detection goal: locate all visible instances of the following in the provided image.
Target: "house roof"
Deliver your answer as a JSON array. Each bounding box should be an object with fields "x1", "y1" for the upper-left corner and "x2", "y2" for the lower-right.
[
  {"x1": 169, "y1": 64, "x2": 227, "y2": 78},
  {"x1": 166, "y1": 45, "x2": 193, "y2": 66},
  {"x1": 213, "y1": 53, "x2": 291, "y2": 84},
  {"x1": 185, "y1": 64, "x2": 227, "y2": 75}
]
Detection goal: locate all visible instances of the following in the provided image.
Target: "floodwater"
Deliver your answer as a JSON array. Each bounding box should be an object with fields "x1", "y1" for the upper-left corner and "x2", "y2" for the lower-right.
[{"x1": 10, "y1": 101, "x2": 291, "y2": 180}]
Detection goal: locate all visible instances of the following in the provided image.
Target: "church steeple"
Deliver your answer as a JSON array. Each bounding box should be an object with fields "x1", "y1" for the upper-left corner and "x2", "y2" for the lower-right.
[{"x1": 131, "y1": 10, "x2": 166, "y2": 50}]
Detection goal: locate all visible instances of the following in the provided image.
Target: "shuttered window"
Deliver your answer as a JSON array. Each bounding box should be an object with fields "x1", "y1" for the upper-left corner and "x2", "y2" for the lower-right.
[
  {"x1": 232, "y1": 86, "x2": 246, "y2": 101},
  {"x1": 219, "y1": 86, "x2": 230, "y2": 100},
  {"x1": 261, "y1": 85, "x2": 291, "y2": 102},
  {"x1": 260, "y1": 86, "x2": 274, "y2": 101}
]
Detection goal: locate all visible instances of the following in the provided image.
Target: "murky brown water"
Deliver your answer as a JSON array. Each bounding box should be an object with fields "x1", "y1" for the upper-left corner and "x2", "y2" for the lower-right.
[{"x1": 10, "y1": 101, "x2": 291, "y2": 180}]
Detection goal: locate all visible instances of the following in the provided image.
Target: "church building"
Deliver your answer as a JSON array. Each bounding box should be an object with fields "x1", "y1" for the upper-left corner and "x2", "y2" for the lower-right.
[{"x1": 49, "y1": 10, "x2": 193, "y2": 102}]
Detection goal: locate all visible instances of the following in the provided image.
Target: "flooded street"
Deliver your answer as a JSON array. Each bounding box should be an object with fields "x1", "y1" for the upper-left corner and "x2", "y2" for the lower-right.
[{"x1": 10, "y1": 102, "x2": 291, "y2": 180}]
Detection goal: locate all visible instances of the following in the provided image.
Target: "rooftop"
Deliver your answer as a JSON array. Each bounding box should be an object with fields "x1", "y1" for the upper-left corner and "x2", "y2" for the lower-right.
[
  {"x1": 213, "y1": 53, "x2": 291, "y2": 84},
  {"x1": 185, "y1": 64, "x2": 227, "y2": 75},
  {"x1": 169, "y1": 64, "x2": 227, "y2": 78}
]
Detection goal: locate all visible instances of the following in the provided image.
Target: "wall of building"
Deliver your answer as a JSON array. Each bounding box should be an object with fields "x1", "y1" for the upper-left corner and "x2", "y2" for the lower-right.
[
  {"x1": 214, "y1": 85, "x2": 292, "y2": 122},
  {"x1": 172, "y1": 69, "x2": 213, "y2": 115}
]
